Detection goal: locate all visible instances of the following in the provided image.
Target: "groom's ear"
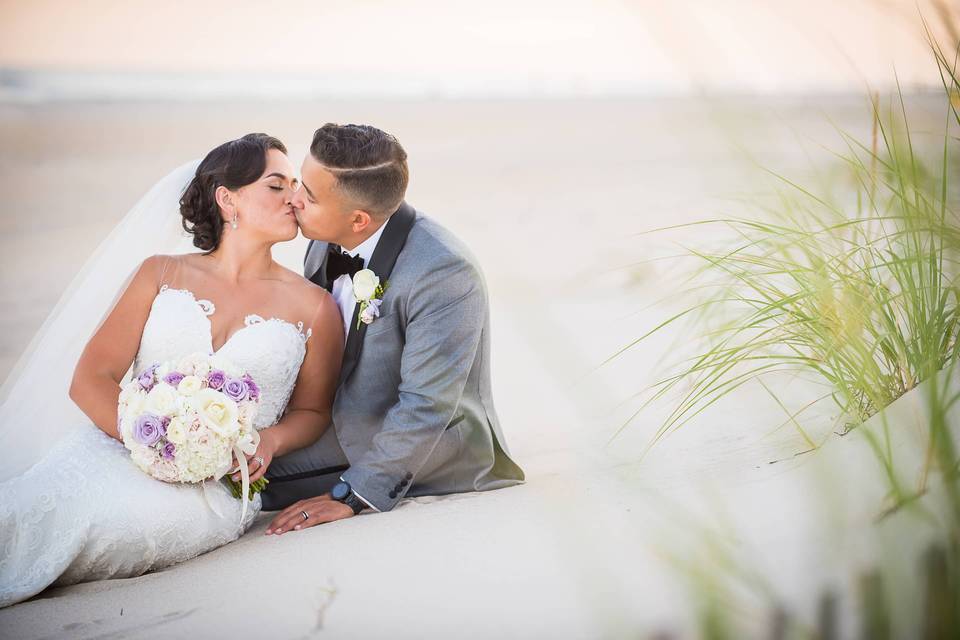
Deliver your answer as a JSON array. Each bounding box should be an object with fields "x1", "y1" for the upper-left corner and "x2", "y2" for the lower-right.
[{"x1": 349, "y1": 209, "x2": 374, "y2": 233}]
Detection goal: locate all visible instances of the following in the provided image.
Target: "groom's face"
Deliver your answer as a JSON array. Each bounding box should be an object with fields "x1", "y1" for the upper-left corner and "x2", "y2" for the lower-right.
[{"x1": 291, "y1": 154, "x2": 357, "y2": 244}]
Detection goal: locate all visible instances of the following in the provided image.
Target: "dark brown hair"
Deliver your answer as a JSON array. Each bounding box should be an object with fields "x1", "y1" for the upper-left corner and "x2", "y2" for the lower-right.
[
  {"x1": 180, "y1": 133, "x2": 287, "y2": 251},
  {"x1": 310, "y1": 123, "x2": 408, "y2": 217}
]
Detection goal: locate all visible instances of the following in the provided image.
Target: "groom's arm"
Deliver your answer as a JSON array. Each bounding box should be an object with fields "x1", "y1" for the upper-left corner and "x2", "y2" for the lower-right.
[{"x1": 341, "y1": 253, "x2": 486, "y2": 512}]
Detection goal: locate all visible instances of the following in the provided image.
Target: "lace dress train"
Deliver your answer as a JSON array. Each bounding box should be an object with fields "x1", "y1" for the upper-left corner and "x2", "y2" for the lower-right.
[{"x1": 0, "y1": 286, "x2": 311, "y2": 607}]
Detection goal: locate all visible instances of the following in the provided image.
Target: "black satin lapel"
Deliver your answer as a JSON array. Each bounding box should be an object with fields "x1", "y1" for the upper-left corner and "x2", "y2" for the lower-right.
[{"x1": 339, "y1": 202, "x2": 417, "y2": 384}]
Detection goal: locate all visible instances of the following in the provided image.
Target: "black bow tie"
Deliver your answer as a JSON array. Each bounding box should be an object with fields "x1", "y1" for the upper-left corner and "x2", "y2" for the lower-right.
[{"x1": 325, "y1": 246, "x2": 365, "y2": 284}]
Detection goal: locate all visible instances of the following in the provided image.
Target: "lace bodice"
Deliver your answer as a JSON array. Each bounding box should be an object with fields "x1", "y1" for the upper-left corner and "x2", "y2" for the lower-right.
[{"x1": 134, "y1": 286, "x2": 311, "y2": 430}]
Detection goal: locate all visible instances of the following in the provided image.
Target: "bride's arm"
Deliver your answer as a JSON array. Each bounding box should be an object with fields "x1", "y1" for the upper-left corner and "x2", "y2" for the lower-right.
[
  {"x1": 69, "y1": 256, "x2": 166, "y2": 441},
  {"x1": 238, "y1": 289, "x2": 343, "y2": 483}
]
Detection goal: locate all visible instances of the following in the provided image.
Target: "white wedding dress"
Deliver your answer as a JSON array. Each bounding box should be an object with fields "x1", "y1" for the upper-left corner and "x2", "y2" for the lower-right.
[{"x1": 0, "y1": 284, "x2": 312, "y2": 608}]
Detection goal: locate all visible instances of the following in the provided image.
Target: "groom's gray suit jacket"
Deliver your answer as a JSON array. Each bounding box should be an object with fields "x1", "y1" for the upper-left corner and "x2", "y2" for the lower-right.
[{"x1": 303, "y1": 202, "x2": 524, "y2": 511}]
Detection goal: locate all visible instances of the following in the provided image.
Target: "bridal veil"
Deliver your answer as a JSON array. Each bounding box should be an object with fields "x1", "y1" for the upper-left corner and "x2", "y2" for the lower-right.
[{"x1": 0, "y1": 160, "x2": 200, "y2": 481}]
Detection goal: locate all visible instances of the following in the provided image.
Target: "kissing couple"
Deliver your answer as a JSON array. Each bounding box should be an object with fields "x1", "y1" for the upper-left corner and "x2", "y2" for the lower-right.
[{"x1": 0, "y1": 124, "x2": 524, "y2": 608}]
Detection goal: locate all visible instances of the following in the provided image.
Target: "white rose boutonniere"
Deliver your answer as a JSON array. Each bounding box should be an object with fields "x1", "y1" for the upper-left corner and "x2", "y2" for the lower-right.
[{"x1": 352, "y1": 268, "x2": 388, "y2": 329}]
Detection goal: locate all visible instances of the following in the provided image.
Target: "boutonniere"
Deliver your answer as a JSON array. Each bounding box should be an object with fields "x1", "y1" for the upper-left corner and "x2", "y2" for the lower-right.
[{"x1": 353, "y1": 269, "x2": 388, "y2": 329}]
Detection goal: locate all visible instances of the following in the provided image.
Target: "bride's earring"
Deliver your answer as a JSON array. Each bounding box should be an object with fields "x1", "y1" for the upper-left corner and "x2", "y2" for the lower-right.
[{"x1": 231, "y1": 213, "x2": 238, "y2": 230}]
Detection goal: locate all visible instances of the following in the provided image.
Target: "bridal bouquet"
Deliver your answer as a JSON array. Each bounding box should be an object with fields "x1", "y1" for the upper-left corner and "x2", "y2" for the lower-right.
[{"x1": 117, "y1": 352, "x2": 267, "y2": 521}]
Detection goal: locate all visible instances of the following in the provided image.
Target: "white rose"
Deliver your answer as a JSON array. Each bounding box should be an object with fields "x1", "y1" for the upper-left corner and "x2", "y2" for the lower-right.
[
  {"x1": 155, "y1": 363, "x2": 171, "y2": 379},
  {"x1": 193, "y1": 388, "x2": 240, "y2": 437},
  {"x1": 166, "y1": 417, "x2": 187, "y2": 444},
  {"x1": 145, "y1": 384, "x2": 177, "y2": 415},
  {"x1": 352, "y1": 269, "x2": 380, "y2": 301},
  {"x1": 177, "y1": 375, "x2": 203, "y2": 397}
]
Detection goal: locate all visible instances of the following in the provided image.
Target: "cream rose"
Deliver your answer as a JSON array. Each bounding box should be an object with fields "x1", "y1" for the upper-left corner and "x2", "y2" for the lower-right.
[
  {"x1": 352, "y1": 269, "x2": 380, "y2": 300},
  {"x1": 165, "y1": 417, "x2": 187, "y2": 444},
  {"x1": 192, "y1": 388, "x2": 240, "y2": 436},
  {"x1": 177, "y1": 375, "x2": 203, "y2": 397},
  {"x1": 145, "y1": 384, "x2": 178, "y2": 415}
]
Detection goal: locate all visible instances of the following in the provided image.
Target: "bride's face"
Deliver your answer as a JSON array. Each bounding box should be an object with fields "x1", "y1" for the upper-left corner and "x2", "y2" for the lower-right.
[{"x1": 230, "y1": 149, "x2": 299, "y2": 242}]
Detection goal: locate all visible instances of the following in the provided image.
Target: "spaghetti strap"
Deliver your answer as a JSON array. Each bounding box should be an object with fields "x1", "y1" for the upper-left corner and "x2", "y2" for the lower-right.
[{"x1": 157, "y1": 255, "x2": 175, "y2": 289}]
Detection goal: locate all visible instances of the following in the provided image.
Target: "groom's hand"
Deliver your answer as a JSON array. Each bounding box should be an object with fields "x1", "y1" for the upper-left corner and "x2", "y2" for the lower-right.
[{"x1": 265, "y1": 494, "x2": 354, "y2": 535}]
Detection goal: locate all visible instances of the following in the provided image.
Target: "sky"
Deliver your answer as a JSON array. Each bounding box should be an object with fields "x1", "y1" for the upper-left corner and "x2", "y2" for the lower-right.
[{"x1": 0, "y1": 0, "x2": 956, "y2": 98}]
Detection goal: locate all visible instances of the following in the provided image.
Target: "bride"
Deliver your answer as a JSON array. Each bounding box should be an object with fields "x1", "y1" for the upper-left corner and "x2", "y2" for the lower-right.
[{"x1": 0, "y1": 133, "x2": 343, "y2": 608}]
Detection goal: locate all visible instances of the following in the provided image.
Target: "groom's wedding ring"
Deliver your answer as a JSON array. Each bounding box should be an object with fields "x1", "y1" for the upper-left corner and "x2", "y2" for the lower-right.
[
  {"x1": 254, "y1": 456, "x2": 265, "y2": 466},
  {"x1": 300, "y1": 510, "x2": 309, "y2": 521}
]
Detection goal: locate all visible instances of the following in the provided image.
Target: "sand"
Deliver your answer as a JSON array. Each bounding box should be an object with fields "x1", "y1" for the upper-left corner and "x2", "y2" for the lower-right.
[{"x1": 0, "y1": 95, "x2": 956, "y2": 637}]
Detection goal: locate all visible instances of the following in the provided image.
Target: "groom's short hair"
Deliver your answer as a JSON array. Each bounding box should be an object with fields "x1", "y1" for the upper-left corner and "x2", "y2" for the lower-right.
[{"x1": 310, "y1": 124, "x2": 408, "y2": 218}]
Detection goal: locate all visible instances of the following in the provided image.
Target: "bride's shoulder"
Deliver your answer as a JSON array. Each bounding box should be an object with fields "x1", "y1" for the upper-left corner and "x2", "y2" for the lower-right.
[
  {"x1": 128, "y1": 253, "x2": 210, "y2": 293},
  {"x1": 272, "y1": 265, "x2": 337, "y2": 319},
  {"x1": 130, "y1": 254, "x2": 175, "y2": 283},
  {"x1": 274, "y1": 264, "x2": 331, "y2": 301}
]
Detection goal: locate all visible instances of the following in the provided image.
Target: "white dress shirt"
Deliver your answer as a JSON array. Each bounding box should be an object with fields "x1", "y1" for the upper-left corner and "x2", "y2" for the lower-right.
[{"x1": 330, "y1": 222, "x2": 388, "y2": 340}]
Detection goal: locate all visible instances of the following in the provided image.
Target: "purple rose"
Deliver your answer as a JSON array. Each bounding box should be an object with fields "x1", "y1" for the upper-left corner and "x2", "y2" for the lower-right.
[
  {"x1": 222, "y1": 377, "x2": 248, "y2": 402},
  {"x1": 159, "y1": 415, "x2": 171, "y2": 437},
  {"x1": 133, "y1": 413, "x2": 163, "y2": 446},
  {"x1": 161, "y1": 442, "x2": 176, "y2": 460},
  {"x1": 137, "y1": 366, "x2": 157, "y2": 391},
  {"x1": 207, "y1": 369, "x2": 226, "y2": 390},
  {"x1": 242, "y1": 374, "x2": 260, "y2": 402},
  {"x1": 163, "y1": 371, "x2": 185, "y2": 387}
]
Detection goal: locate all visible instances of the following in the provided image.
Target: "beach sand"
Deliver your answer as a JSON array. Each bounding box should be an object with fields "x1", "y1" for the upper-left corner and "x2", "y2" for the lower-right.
[{"x1": 0, "y1": 95, "x2": 955, "y2": 637}]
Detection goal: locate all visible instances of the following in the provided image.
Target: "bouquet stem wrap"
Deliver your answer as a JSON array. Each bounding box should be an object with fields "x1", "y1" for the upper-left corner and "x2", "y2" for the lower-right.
[{"x1": 232, "y1": 429, "x2": 260, "y2": 525}]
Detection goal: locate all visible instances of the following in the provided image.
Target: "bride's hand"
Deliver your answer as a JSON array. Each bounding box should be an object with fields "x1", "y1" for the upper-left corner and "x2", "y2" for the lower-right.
[{"x1": 231, "y1": 428, "x2": 278, "y2": 485}]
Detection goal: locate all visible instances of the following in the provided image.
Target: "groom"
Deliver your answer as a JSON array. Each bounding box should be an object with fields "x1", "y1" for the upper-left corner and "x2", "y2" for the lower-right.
[{"x1": 262, "y1": 123, "x2": 524, "y2": 530}]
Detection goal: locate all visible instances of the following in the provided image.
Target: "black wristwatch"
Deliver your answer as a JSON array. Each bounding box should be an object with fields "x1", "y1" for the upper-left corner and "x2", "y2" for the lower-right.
[{"x1": 331, "y1": 481, "x2": 365, "y2": 515}]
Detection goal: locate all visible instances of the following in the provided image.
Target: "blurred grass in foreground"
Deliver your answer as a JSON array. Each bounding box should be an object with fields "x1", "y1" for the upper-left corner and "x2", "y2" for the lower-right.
[{"x1": 627, "y1": 31, "x2": 960, "y2": 640}]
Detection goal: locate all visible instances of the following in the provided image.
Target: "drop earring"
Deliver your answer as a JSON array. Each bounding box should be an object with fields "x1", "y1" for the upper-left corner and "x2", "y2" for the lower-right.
[{"x1": 231, "y1": 213, "x2": 238, "y2": 230}]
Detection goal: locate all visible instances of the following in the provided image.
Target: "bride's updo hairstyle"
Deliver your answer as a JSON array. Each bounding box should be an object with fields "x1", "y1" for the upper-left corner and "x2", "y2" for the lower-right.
[{"x1": 179, "y1": 133, "x2": 287, "y2": 251}]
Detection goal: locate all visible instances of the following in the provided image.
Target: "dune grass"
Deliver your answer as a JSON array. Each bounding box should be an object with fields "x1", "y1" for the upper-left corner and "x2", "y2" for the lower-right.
[
  {"x1": 623, "y1": 49, "x2": 959, "y2": 473},
  {"x1": 615, "y1": 20, "x2": 960, "y2": 640}
]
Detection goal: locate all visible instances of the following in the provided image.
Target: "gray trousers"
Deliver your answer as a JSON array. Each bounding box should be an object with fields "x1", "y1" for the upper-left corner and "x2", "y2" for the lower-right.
[{"x1": 261, "y1": 427, "x2": 350, "y2": 511}]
